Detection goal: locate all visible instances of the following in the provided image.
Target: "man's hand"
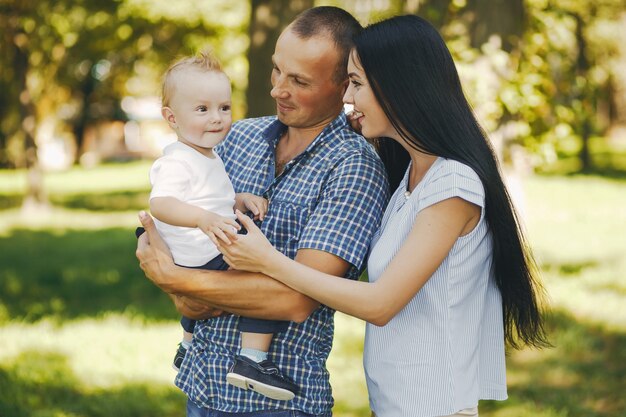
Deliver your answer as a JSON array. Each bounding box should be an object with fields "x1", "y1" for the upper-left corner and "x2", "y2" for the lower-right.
[
  {"x1": 136, "y1": 211, "x2": 223, "y2": 317},
  {"x1": 136, "y1": 210, "x2": 177, "y2": 291},
  {"x1": 172, "y1": 294, "x2": 224, "y2": 320}
]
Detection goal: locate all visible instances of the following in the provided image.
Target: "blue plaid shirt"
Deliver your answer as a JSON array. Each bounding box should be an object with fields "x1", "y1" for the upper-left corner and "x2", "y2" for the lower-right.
[{"x1": 175, "y1": 113, "x2": 389, "y2": 416}]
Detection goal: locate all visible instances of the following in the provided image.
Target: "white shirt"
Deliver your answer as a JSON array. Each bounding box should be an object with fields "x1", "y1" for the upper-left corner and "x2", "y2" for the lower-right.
[
  {"x1": 364, "y1": 157, "x2": 507, "y2": 417},
  {"x1": 149, "y1": 141, "x2": 236, "y2": 267}
]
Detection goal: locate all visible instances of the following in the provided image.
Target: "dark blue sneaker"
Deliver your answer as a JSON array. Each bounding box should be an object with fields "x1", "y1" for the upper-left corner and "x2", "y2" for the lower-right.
[
  {"x1": 226, "y1": 355, "x2": 299, "y2": 400},
  {"x1": 172, "y1": 343, "x2": 187, "y2": 371}
]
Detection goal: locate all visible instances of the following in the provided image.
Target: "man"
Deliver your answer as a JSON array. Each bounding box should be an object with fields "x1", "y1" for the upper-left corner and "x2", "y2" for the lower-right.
[{"x1": 136, "y1": 6, "x2": 389, "y2": 417}]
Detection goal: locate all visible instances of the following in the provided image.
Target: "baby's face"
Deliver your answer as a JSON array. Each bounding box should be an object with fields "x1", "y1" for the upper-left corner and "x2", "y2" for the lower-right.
[{"x1": 166, "y1": 69, "x2": 232, "y2": 150}]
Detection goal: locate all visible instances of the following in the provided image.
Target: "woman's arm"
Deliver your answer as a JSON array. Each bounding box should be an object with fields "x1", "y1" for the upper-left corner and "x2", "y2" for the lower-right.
[
  {"x1": 219, "y1": 198, "x2": 480, "y2": 326},
  {"x1": 136, "y1": 211, "x2": 348, "y2": 322}
]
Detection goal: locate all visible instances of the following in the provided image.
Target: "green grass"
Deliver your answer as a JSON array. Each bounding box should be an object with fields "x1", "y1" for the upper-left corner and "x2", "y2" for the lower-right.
[
  {"x1": 0, "y1": 161, "x2": 151, "y2": 211},
  {"x1": 0, "y1": 165, "x2": 624, "y2": 417}
]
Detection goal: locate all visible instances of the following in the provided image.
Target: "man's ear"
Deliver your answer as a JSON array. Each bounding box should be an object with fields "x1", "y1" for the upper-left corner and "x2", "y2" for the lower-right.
[{"x1": 161, "y1": 107, "x2": 177, "y2": 129}]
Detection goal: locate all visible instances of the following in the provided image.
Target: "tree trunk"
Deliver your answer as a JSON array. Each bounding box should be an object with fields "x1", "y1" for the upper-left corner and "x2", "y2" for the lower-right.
[
  {"x1": 466, "y1": 0, "x2": 525, "y2": 51},
  {"x1": 245, "y1": 0, "x2": 313, "y2": 118},
  {"x1": 573, "y1": 13, "x2": 593, "y2": 172},
  {"x1": 73, "y1": 64, "x2": 97, "y2": 162},
  {"x1": 14, "y1": 26, "x2": 49, "y2": 212}
]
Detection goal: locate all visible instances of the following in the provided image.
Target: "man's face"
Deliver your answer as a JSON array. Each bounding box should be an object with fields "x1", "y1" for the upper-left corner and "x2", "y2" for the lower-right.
[{"x1": 270, "y1": 28, "x2": 347, "y2": 129}]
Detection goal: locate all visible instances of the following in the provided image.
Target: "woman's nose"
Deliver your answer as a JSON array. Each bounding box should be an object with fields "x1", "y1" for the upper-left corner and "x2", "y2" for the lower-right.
[{"x1": 342, "y1": 86, "x2": 354, "y2": 104}]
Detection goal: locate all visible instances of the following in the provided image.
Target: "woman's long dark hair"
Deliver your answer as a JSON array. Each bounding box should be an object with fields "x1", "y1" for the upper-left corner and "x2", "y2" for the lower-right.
[{"x1": 356, "y1": 15, "x2": 549, "y2": 349}]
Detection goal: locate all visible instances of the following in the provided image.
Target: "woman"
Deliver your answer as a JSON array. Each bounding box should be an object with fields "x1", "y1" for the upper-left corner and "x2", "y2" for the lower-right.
[{"x1": 216, "y1": 15, "x2": 548, "y2": 417}]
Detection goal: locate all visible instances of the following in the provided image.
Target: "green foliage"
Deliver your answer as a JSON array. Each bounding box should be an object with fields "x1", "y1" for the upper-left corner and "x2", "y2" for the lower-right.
[
  {"x1": 0, "y1": 0, "x2": 248, "y2": 167},
  {"x1": 2, "y1": 0, "x2": 625, "y2": 174},
  {"x1": 442, "y1": 0, "x2": 626, "y2": 172}
]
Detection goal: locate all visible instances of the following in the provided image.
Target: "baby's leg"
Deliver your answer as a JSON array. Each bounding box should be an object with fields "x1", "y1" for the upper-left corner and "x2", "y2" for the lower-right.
[
  {"x1": 173, "y1": 316, "x2": 196, "y2": 371},
  {"x1": 240, "y1": 332, "x2": 273, "y2": 362},
  {"x1": 227, "y1": 321, "x2": 299, "y2": 400}
]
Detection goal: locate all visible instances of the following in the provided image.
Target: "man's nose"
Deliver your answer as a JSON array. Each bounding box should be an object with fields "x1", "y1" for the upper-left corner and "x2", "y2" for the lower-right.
[{"x1": 271, "y1": 76, "x2": 289, "y2": 99}]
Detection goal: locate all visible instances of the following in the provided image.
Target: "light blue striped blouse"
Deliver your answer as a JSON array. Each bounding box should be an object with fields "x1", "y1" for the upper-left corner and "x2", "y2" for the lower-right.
[{"x1": 364, "y1": 157, "x2": 507, "y2": 417}]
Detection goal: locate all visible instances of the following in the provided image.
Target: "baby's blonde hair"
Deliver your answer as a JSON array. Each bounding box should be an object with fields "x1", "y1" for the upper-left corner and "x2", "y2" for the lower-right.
[{"x1": 162, "y1": 50, "x2": 224, "y2": 107}]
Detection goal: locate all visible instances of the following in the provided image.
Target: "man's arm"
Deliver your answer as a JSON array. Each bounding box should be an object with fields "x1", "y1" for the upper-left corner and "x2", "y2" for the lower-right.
[{"x1": 136, "y1": 211, "x2": 350, "y2": 323}]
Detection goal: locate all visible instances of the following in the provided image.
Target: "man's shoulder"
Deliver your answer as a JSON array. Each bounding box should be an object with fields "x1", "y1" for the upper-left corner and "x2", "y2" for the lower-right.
[
  {"x1": 323, "y1": 124, "x2": 382, "y2": 167},
  {"x1": 231, "y1": 116, "x2": 277, "y2": 134},
  {"x1": 221, "y1": 116, "x2": 277, "y2": 151},
  {"x1": 219, "y1": 116, "x2": 277, "y2": 156}
]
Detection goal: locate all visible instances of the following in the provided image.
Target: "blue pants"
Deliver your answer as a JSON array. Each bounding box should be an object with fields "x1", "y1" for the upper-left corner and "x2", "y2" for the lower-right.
[
  {"x1": 186, "y1": 399, "x2": 317, "y2": 417},
  {"x1": 179, "y1": 254, "x2": 288, "y2": 335}
]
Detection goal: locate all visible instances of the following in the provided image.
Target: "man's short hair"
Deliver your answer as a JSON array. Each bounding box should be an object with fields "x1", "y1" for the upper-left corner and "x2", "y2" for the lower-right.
[{"x1": 290, "y1": 6, "x2": 362, "y2": 84}]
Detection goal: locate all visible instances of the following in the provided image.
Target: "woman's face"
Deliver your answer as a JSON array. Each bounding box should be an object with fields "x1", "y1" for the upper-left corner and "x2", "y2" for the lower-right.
[{"x1": 343, "y1": 51, "x2": 395, "y2": 139}]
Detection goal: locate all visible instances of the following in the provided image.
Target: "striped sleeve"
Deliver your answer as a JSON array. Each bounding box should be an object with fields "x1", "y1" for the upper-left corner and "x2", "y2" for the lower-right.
[{"x1": 417, "y1": 161, "x2": 485, "y2": 212}]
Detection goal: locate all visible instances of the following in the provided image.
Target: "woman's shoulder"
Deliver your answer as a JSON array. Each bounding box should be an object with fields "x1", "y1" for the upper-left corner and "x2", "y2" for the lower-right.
[
  {"x1": 433, "y1": 158, "x2": 480, "y2": 182},
  {"x1": 427, "y1": 159, "x2": 482, "y2": 191},
  {"x1": 415, "y1": 158, "x2": 485, "y2": 210}
]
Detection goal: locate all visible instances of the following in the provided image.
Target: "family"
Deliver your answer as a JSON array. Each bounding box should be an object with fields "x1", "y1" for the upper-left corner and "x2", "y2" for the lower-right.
[{"x1": 135, "y1": 6, "x2": 548, "y2": 417}]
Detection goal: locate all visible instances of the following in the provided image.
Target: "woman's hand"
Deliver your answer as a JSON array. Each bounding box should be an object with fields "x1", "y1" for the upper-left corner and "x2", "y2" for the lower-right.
[{"x1": 213, "y1": 210, "x2": 279, "y2": 274}]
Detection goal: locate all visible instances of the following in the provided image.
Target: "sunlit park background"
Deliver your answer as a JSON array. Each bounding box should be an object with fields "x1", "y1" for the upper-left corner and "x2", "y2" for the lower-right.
[{"x1": 1, "y1": 0, "x2": 626, "y2": 416}]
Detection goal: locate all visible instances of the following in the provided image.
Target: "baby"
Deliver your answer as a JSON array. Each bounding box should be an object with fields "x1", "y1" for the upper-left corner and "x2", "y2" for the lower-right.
[{"x1": 142, "y1": 51, "x2": 298, "y2": 400}]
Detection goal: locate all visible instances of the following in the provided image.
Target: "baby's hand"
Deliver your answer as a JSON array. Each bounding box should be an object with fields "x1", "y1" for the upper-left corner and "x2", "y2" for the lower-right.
[
  {"x1": 236, "y1": 193, "x2": 268, "y2": 221},
  {"x1": 197, "y1": 211, "x2": 240, "y2": 245}
]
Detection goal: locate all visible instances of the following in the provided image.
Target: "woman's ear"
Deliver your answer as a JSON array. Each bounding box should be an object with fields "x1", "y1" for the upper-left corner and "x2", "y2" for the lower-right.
[{"x1": 161, "y1": 107, "x2": 177, "y2": 129}]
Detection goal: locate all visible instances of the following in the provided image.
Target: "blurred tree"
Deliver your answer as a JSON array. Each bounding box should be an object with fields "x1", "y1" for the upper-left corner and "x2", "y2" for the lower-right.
[
  {"x1": 504, "y1": 0, "x2": 626, "y2": 172},
  {"x1": 2, "y1": 1, "x2": 48, "y2": 209},
  {"x1": 333, "y1": 0, "x2": 625, "y2": 173},
  {"x1": 1, "y1": 0, "x2": 625, "y2": 206},
  {"x1": 464, "y1": 0, "x2": 526, "y2": 52},
  {"x1": 415, "y1": 0, "x2": 624, "y2": 172},
  {"x1": 246, "y1": 0, "x2": 313, "y2": 117},
  {"x1": 0, "y1": 0, "x2": 247, "y2": 210}
]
